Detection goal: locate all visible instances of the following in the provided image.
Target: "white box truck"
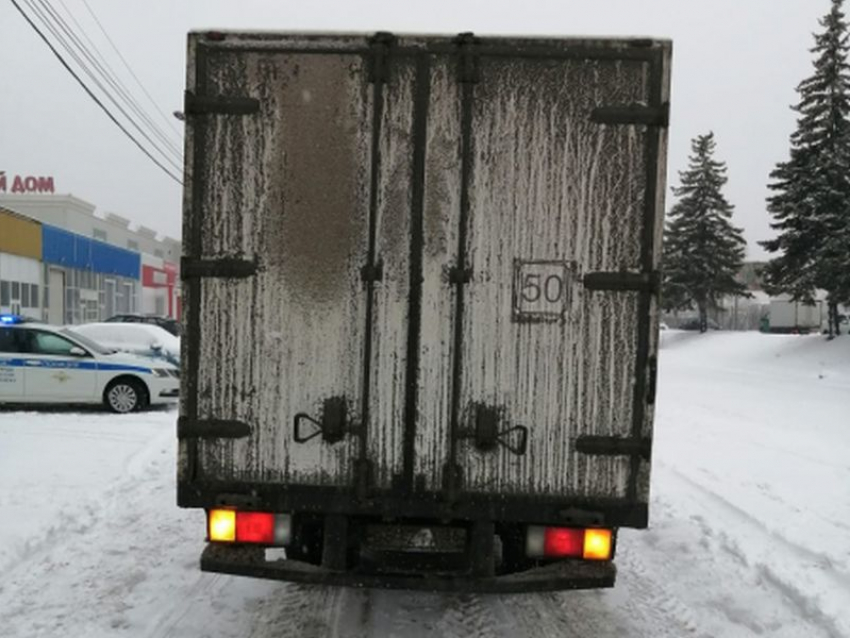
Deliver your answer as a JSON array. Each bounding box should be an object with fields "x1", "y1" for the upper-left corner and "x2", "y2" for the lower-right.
[
  {"x1": 177, "y1": 31, "x2": 671, "y2": 592},
  {"x1": 768, "y1": 297, "x2": 823, "y2": 334}
]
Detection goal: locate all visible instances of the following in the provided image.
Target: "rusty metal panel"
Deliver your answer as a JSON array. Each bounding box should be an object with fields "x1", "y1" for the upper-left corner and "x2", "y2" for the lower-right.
[
  {"x1": 453, "y1": 56, "x2": 653, "y2": 497},
  {"x1": 189, "y1": 48, "x2": 373, "y2": 486}
]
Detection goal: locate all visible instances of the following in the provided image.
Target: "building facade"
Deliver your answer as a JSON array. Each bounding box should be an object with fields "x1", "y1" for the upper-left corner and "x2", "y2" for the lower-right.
[
  {"x1": 0, "y1": 194, "x2": 180, "y2": 262},
  {"x1": 0, "y1": 192, "x2": 181, "y2": 324},
  {"x1": 41, "y1": 225, "x2": 141, "y2": 324},
  {"x1": 0, "y1": 208, "x2": 43, "y2": 318},
  {"x1": 141, "y1": 253, "x2": 179, "y2": 318}
]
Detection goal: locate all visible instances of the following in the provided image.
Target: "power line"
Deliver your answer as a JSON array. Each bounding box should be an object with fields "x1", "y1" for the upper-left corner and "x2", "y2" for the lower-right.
[
  {"x1": 55, "y1": 0, "x2": 183, "y2": 158},
  {"x1": 26, "y1": 0, "x2": 183, "y2": 172},
  {"x1": 41, "y1": 0, "x2": 183, "y2": 166},
  {"x1": 22, "y1": 0, "x2": 183, "y2": 177},
  {"x1": 80, "y1": 0, "x2": 183, "y2": 141},
  {"x1": 10, "y1": 0, "x2": 183, "y2": 185}
]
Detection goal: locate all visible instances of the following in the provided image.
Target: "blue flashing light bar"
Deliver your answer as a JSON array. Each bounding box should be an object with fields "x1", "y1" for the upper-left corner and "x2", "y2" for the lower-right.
[{"x1": 0, "y1": 315, "x2": 23, "y2": 324}]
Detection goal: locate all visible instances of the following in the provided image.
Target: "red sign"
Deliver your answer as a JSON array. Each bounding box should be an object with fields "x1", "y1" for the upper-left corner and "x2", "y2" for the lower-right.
[
  {"x1": 142, "y1": 264, "x2": 177, "y2": 288},
  {"x1": 0, "y1": 171, "x2": 55, "y2": 194}
]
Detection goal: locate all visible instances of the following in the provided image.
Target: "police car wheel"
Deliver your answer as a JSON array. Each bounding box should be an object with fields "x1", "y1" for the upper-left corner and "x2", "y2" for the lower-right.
[{"x1": 105, "y1": 379, "x2": 146, "y2": 413}]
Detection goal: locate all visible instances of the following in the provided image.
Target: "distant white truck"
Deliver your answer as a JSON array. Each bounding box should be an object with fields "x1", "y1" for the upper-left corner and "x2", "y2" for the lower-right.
[{"x1": 768, "y1": 298, "x2": 822, "y2": 334}]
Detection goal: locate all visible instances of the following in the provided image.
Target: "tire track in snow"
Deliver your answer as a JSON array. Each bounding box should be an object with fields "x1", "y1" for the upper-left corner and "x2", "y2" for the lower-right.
[
  {"x1": 661, "y1": 465, "x2": 850, "y2": 638},
  {"x1": 497, "y1": 575, "x2": 697, "y2": 638},
  {"x1": 668, "y1": 464, "x2": 850, "y2": 587},
  {"x1": 0, "y1": 422, "x2": 174, "y2": 578},
  {"x1": 142, "y1": 572, "x2": 226, "y2": 638},
  {"x1": 242, "y1": 583, "x2": 347, "y2": 638},
  {"x1": 434, "y1": 593, "x2": 498, "y2": 638},
  {"x1": 0, "y1": 423, "x2": 189, "y2": 637}
]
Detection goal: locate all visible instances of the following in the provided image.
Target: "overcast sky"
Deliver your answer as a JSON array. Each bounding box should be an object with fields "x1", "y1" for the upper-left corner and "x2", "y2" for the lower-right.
[{"x1": 0, "y1": 0, "x2": 830, "y2": 258}]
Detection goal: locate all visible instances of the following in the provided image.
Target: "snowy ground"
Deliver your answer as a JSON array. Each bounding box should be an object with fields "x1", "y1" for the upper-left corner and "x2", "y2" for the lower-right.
[{"x1": 1, "y1": 331, "x2": 848, "y2": 637}]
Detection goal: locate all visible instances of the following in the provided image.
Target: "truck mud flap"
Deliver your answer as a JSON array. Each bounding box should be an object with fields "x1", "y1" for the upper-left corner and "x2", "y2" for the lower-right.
[{"x1": 200, "y1": 543, "x2": 615, "y2": 593}]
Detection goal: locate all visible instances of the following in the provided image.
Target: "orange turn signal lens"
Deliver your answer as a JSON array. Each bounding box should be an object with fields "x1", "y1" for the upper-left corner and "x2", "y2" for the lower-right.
[
  {"x1": 208, "y1": 509, "x2": 236, "y2": 542},
  {"x1": 583, "y1": 528, "x2": 613, "y2": 560}
]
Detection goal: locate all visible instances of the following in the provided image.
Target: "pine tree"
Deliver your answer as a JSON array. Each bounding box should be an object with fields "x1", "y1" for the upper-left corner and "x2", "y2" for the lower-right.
[
  {"x1": 662, "y1": 133, "x2": 749, "y2": 333},
  {"x1": 761, "y1": 0, "x2": 850, "y2": 336}
]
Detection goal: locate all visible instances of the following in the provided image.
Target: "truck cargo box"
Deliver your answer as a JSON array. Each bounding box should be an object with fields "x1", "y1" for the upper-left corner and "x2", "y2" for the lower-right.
[
  {"x1": 768, "y1": 297, "x2": 823, "y2": 334},
  {"x1": 178, "y1": 31, "x2": 671, "y2": 592}
]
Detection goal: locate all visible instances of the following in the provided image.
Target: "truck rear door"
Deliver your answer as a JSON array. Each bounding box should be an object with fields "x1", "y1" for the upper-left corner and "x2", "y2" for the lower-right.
[{"x1": 179, "y1": 33, "x2": 669, "y2": 520}]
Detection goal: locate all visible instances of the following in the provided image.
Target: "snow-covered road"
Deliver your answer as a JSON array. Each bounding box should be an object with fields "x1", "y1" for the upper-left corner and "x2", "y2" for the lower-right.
[{"x1": 1, "y1": 332, "x2": 848, "y2": 637}]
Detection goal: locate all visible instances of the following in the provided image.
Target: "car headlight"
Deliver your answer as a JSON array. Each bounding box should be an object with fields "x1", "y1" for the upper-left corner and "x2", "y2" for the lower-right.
[
  {"x1": 153, "y1": 368, "x2": 170, "y2": 378},
  {"x1": 168, "y1": 369, "x2": 180, "y2": 378}
]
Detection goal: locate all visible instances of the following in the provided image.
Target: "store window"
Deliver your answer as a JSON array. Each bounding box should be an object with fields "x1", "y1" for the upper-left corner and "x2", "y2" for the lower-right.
[
  {"x1": 20, "y1": 284, "x2": 30, "y2": 308},
  {"x1": 0, "y1": 281, "x2": 9, "y2": 306}
]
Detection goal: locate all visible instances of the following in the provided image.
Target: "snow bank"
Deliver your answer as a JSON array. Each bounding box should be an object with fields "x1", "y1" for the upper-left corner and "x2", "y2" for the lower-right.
[{"x1": 653, "y1": 330, "x2": 850, "y2": 636}]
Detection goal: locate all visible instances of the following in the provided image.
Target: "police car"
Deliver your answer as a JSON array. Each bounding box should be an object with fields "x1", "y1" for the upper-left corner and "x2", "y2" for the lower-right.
[{"x1": 0, "y1": 315, "x2": 179, "y2": 413}]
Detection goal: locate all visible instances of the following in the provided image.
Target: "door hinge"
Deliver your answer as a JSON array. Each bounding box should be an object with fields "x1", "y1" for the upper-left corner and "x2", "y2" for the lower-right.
[
  {"x1": 181, "y1": 257, "x2": 258, "y2": 280},
  {"x1": 184, "y1": 91, "x2": 260, "y2": 116},
  {"x1": 590, "y1": 103, "x2": 669, "y2": 127},
  {"x1": 455, "y1": 32, "x2": 480, "y2": 83},
  {"x1": 575, "y1": 435, "x2": 651, "y2": 460},
  {"x1": 368, "y1": 32, "x2": 395, "y2": 83},
  {"x1": 177, "y1": 417, "x2": 252, "y2": 440},
  {"x1": 448, "y1": 265, "x2": 472, "y2": 285},
  {"x1": 583, "y1": 270, "x2": 660, "y2": 294},
  {"x1": 360, "y1": 260, "x2": 384, "y2": 283},
  {"x1": 647, "y1": 356, "x2": 658, "y2": 405}
]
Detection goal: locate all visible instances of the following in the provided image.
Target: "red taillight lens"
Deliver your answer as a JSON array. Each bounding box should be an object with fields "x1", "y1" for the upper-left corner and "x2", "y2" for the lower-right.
[
  {"x1": 526, "y1": 525, "x2": 614, "y2": 560},
  {"x1": 543, "y1": 527, "x2": 585, "y2": 557},
  {"x1": 235, "y1": 511, "x2": 275, "y2": 543}
]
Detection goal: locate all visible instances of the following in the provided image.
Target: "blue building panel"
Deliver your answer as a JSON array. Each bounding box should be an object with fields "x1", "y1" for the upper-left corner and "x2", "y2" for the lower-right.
[
  {"x1": 42, "y1": 225, "x2": 78, "y2": 268},
  {"x1": 91, "y1": 239, "x2": 140, "y2": 278},
  {"x1": 42, "y1": 225, "x2": 140, "y2": 279}
]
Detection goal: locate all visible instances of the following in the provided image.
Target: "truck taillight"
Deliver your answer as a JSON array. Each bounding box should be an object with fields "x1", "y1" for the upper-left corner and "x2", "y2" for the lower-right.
[
  {"x1": 209, "y1": 509, "x2": 236, "y2": 542},
  {"x1": 544, "y1": 527, "x2": 584, "y2": 557},
  {"x1": 235, "y1": 512, "x2": 275, "y2": 543},
  {"x1": 526, "y1": 526, "x2": 613, "y2": 561},
  {"x1": 207, "y1": 509, "x2": 292, "y2": 545},
  {"x1": 583, "y1": 528, "x2": 613, "y2": 561}
]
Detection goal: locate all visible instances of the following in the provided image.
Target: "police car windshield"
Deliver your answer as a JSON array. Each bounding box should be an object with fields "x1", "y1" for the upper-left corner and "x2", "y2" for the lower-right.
[{"x1": 59, "y1": 328, "x2": 114, "y2": 355}]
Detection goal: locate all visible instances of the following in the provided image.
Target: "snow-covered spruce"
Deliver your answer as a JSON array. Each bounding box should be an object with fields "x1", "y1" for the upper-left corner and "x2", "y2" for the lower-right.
[
  {"x1": 761, "y1": 0, "x2": 850, "y2": 335},
  {"x1": 662, "y1": 132, "x2": 749, "y2": 333}
]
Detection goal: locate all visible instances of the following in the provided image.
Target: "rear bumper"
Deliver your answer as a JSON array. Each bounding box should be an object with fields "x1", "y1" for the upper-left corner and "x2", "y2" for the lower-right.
[{"x1": 200, "y1": 543, "x2": 616, "y2": 593}]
